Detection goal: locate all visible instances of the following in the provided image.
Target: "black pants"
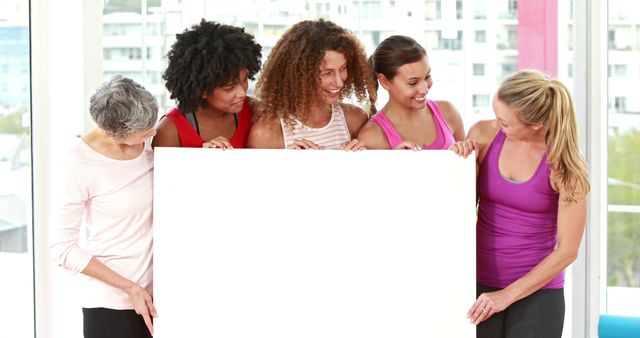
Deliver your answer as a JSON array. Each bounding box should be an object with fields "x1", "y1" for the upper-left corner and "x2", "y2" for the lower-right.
[
  {"x1": 82, "y1": 307, "x2": 152, "y2": 338},
  {"x1": 476, "y1": 284, "x2": 565, "y2": 338}
]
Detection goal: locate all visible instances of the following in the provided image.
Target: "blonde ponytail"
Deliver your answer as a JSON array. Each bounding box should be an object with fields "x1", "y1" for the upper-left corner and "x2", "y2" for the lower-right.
[{"x1": 497, "y1": 70, "x2": 590, "y2": 203}]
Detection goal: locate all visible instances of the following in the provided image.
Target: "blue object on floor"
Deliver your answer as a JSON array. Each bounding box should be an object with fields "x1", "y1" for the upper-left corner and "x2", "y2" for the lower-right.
[{"x1": 599, "y1": 315, "x2": 640, "y2": 338}]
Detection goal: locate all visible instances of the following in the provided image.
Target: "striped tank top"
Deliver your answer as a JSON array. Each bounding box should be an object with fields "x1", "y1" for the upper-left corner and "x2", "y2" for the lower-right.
[{"x1": 280, "y1": 103, "x2": 351, "y2": 149}]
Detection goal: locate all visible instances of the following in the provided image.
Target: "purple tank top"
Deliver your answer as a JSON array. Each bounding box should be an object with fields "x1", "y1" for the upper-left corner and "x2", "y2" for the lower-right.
[
  {"x1": 369, "y1": 100, "x2": 455, "y2": 149},
  {"x1": 477, "y1": 130, "x2": 563, "y2": 289}
]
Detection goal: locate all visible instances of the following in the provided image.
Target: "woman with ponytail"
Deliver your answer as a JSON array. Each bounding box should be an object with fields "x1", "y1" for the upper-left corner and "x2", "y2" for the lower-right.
[
  {"x1": 357, "y1": 35, "x2": 465, "y2": 149},
  {"x1": 452, "y1": 70, "x2": 589, "y2": 338}
]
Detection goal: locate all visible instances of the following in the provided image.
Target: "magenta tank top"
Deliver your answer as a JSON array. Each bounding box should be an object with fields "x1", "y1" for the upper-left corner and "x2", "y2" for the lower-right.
[
  {"x1": 369, "y1": 100, "x2": 455, "y2": 149},
  {"x1": 477, "y1": 130, "x2": 563, "y2": 289}
]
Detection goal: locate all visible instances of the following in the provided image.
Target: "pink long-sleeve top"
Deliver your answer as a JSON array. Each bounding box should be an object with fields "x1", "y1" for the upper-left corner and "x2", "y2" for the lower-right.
[{"x1": 49, "y1": 139, "x2": 154, "y2": 309}]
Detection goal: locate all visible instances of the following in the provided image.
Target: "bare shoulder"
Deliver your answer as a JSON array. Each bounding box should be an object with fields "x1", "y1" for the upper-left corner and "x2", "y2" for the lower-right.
[
  {"x1": 340, "y1": 103, "x2": 369, "y2": 137},
  {"x1": 467, "y1": 119, "x2": 499, "y2": 163},
  {"x1": 152, "y1": 117, "x2": 180, "y2": 148},
  {"x1": 467, "y1": 119, "x2": 498, "y2": 142},
  {"x1": 247, "y1": 116, "x2": 284, "y2": 149},
  {"x1": 434, "y1": 100, "x2": 465, "y2": 140},
  {"x1": 357, "y1": 120, "x2": 391, "y2": 149},
  {"x1": 435, "y1": 100, "x2": 461, "y2": 119},
  {"x1": 247, "y1": 96, "x2": 263, "y2": 118}
]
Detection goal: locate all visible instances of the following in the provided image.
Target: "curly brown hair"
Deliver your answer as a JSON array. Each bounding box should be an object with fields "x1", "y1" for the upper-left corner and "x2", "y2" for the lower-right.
[{"x1": 255, "y1": 19, "x2": 376, "y2": 126}]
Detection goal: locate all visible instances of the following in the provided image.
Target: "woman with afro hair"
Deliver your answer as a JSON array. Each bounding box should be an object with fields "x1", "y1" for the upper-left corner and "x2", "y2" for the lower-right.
[
  {"x1": 247, "y1": 19, "x2": 376, "y2": 150},
  {"x1": 152, "y1": 20, "x2": 262, "y2": 149}
]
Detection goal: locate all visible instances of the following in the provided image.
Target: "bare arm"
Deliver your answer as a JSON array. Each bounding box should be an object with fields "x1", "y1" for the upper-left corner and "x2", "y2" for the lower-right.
[
  {"x1": 341, "y1": 103, "x2": 369, "y2": 138},
  {"x1": 356, "y1": 122, "x2": 391, "y2": 149},
  {"x1": 450, "y1": 120, "x2": 497, "y2": 174},
  {"x1": 468, "y1": 183, "x2": 587, "y2": 325},
  {"x1": 151, "y1": 117, "x2": 181, "y2": 148},
  {"x1": 246, "y1": 117, "x2": 285, "y2": 149}
]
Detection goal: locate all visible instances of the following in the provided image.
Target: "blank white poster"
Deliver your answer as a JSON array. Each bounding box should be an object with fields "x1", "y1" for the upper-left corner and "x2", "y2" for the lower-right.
[{"x1": 153, "y1": 149, "x2": 476, "y2": 338}]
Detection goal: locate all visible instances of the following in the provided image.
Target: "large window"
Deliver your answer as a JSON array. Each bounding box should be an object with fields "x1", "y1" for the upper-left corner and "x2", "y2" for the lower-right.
[
  {"x1": 0, "y1": 1, "x2": 33, "y2": 337},
  {"x1": 100, "y1": 0, "x2": 572, "y2": 131},
  {"x1": 96, "y1": 1, "x2": 575, "y2": 336},
  {"x1": 606, "y1": 0, "x2": 640, "y2": 316},
  {"x1": 17, "y1": 1, "x2": 630, "y2": 337}
]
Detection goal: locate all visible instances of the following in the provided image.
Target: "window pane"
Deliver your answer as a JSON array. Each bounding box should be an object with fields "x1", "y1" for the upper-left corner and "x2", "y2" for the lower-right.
[
  {"x1": 472, "y1": 63, "x2": 485, "y2": 76},
  {"x1": 475, "y1": 30, "x2": 486, "y2": 43},
  {"x1": 101, "y1": 0, "x2": 573, "y2": 128},
  {"x1": 607, "y1": 0, "x2": 640, "y2": 316},
  {"x1": 99, "y1": 1, "x2": 574, "y2": 335},
  {"x1": 0, "y1": 0, "x2": 33, "y2": 337}
]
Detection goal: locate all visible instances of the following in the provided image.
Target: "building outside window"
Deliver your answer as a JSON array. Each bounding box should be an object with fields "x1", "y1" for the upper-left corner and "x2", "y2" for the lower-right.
[
  {"x1": 0, "y1": 1, "x2": 33, "y2": 337},
  {"x1": 472, "y1": 63, "x2": 486, "y2": 76},
  {"x1": 472, "y1": 94, "x2": 490, "y2": 107},
  {"x1": 12, "y1": 1, "x2": 639, "y2": 337},
  {"x1": 607, "y1": 0, "x2": 640, "y2": 318},
  {"x1": 475, "y1": 29, "x2": 486, "y2": 43}
]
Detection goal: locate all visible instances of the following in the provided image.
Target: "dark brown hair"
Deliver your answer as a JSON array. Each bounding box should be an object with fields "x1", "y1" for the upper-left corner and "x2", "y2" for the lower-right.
[
  {"x1": 369, "y1": 35, "x2": 427, "y2": 111},
  {"x1": 370, "y1": 35, "x2": 427, "y2": 80}
]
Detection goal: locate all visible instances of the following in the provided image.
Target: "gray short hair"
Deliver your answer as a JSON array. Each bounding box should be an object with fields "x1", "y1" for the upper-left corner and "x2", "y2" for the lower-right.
[{"x1": 90, "y1": 75, "x2": 158, "y2": 139}]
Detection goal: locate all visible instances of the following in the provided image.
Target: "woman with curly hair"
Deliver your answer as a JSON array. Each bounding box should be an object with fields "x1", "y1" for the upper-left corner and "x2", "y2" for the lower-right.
[
  {"x1": 247, "y1": 19, "x2": 376, "y2": 150},
  {"x1": 358, "y1": 35, "x2": 465, "y2": 150},
  {"x1": 152, "y1": 20, "x2": 262, "y2": 149}
]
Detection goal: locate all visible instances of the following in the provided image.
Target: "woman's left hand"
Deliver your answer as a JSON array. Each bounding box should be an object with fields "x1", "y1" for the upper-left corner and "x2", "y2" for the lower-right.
[
  {"x1": 449, "y1": 140, "x2": 477, "y2": 158},
  {"x1": 339, "y1": 139, "x2": 367, "y2": 151},
  {"x1": 467, "y1": 289, "x2": 513, "y2": 325}
]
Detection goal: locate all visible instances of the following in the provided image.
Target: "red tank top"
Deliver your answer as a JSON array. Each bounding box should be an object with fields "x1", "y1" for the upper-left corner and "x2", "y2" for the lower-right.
[{"x1": 161, "y1": 98, "x2": 253, "y2": 148}]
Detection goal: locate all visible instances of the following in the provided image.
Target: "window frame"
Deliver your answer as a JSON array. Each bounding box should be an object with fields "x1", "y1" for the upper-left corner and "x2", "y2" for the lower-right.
[
  {"x1": 573, "y1": 0, "x2": 608, "y2": 336},
  {"x1": 28, "y1": 1, "x2": 611, "y2": 337}
]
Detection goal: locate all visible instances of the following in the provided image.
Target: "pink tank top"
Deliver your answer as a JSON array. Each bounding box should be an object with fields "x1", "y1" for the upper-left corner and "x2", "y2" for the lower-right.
[
  {"x1": 369, "y1": 100, "x2": 455, "y2": 149},
  {"x1": 476, "y1": 130, "x2": 562, "y2": 289}
]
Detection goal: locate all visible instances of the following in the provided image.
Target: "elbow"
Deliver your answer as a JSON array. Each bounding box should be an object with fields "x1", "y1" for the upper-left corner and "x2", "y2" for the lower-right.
[
  {"x1": 49, "y1": 240, "x2": 88, "y2": 273},
  {"x1": 566, "y1": 251, "x2": 579, "y2": 265},
  {"x1": 557, "y1": 247, "x2": 579, "y2": 266}
]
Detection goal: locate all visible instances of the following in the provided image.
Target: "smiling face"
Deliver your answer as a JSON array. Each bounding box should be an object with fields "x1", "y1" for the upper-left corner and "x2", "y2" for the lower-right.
[
  {"x1": 318, "y1": 50, "x2": 348, "y2": 105},
  {"x1": 202, "y1": 68, "x2": 249, "y2": 114},
  {"x1": 380, "y1": 57, "x2": 432, "y2": 111},
  {"x1": 493, "y1": 96, "x2": 543, "y2": 140}
]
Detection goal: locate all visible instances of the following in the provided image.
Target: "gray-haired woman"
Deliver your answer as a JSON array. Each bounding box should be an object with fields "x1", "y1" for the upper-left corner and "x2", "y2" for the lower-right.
[{"x1": 50, "y1": 75, "x2": 158, "y2": 338}]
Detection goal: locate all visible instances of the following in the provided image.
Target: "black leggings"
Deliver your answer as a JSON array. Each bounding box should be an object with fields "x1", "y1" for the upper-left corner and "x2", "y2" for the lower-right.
[
  {"x1": 82, "y1": 307, "x2": 152, "y2": 338},
  {"x1": 476, "y1": 284, "x2": 565, "y2": 338}
]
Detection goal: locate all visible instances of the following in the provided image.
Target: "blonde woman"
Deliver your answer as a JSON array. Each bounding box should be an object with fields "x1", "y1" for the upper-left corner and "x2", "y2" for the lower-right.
[{"x1": 452, "y1": 70, "x2": 589, "y2": 338}]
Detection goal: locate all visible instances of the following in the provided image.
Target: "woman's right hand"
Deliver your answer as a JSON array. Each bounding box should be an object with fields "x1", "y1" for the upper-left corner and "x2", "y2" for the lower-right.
[
  {"x1": 449, "y1": 140, "x2": 477, "y2": 158},
  {"x1": 287, "y1": 139, "x2": 324, "y2": 150},
  {"x1": 394, "y1": 141, "x2": 422, "y2": 151},
  {"x1": 203, "y1": 136, "x2": 233, "y2": 149},
  {"x1": 126, "y1": 283, "x2": 157, "y2": 335}
]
